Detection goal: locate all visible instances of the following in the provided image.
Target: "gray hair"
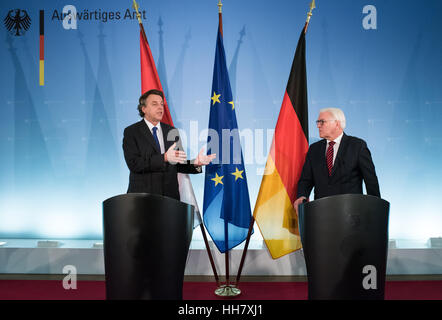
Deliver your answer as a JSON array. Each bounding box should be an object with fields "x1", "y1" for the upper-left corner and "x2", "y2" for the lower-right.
[{"x1": 320, "y1": 108, "x2": 346, "y2": 129}]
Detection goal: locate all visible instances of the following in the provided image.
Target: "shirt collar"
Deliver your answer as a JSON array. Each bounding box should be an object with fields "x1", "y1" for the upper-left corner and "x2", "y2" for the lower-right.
[
  {"x1": 144, "y1": 118, "x2": 161, "y2": 132},
  {"x1": 328, "y1": 132, "x2": 344, "y2": 145}
]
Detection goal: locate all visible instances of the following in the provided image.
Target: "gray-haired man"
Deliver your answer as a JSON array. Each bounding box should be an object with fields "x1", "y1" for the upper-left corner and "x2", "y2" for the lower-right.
[{"x1": 293, "y1": 108, "x2": 380, "y2": 211}]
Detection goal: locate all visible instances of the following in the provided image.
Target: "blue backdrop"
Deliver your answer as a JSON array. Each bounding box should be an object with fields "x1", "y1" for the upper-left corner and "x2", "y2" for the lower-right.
[{"x1": 1, "y1": 0, "x2": 441, "y2": 241}]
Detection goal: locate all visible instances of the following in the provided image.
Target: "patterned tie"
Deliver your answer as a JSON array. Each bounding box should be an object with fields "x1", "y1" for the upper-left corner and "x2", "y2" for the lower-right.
[
  {"x1": 326, "y1": 141, "x2": 335, "y2": 176},
  {"x1": 152, "y1": 127, "x2": 161, "y2": 151}
]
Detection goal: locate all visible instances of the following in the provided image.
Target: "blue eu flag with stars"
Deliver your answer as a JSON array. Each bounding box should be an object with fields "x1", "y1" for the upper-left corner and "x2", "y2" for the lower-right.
[{"x1": 203, "y1": 26, "x2": 253, "y2": 253}]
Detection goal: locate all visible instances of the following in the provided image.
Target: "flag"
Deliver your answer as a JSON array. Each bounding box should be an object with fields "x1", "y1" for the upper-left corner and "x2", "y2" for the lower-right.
[
  {"x1": 203, "y1": 25, "x2": 253, "y2": 253},
  {"x1": 138, "y1": 24, "x2": 202, "y2": 227},
  {"x1": 139, "y1": 28, "x2": 173, "y2": 124},
  {"x1": 253, "y1": 30, "x2": 309, "y2": 259},
  {"x1": 39, "y1": 10, "x2": 44, "y2": 86}
]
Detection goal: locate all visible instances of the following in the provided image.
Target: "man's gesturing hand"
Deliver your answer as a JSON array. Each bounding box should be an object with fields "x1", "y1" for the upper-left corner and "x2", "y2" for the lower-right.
[
  {"x1": 194, "y1": 147, "x2": 216, "y2": 166},
  {"x1": 165, "y1": 142, "x2": 187, "y2": 164}
]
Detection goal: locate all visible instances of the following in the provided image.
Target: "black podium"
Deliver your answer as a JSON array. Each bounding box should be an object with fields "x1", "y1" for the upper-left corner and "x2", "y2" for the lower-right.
[
  {"x1": 102, "y1": 193, "x2": 194, "y2": 300},
  {"x1": 298, "y1": 194, "x2": 390, "y2": 300}
]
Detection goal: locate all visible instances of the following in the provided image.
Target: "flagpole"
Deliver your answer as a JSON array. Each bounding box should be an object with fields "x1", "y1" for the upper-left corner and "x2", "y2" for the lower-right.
[
  {"x1": 235, "y1": 217, "x2": 254, "y2": 285},
  {"x1": 133, "y1": 0, "x2": 148, "y2": 43},
  {"x1": 213, "y1": 0, "x2": 240, "y2": 297},
  {"x1": 236, "y1": 0, "x2": 316, "y2": 287},
  {"x1": 132, "y1": 0, "x2": 220, "y2": 287},
  {"x1": 303, "y1": 0, "x2": 316, "y2": 34},
  {"x1": 219, "y1": 0, "x2": 228, "y2": 290},
  {"x1": 225, "y1": 220, "x2": 229, "y2": 286},
  {"x1": 218, "y1": 0, "x2": 223, "y2": 37},
  {"x1": 201, "y1": 220, "x2": 221, "y2": 286}
]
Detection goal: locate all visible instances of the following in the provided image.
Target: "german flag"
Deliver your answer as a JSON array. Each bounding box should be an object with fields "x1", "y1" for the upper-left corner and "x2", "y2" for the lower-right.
[
  {"x1": 253, "y1": 29, "x2": 309, "y2": 259},
  {"x1": 39, "y1": 10, "x2": 44, "y2": 86}
]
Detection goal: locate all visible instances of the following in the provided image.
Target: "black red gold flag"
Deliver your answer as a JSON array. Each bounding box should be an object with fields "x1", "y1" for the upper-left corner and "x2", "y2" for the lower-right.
[{"x1": 254, "y1": 30, "x2": 309, "y2": 259}]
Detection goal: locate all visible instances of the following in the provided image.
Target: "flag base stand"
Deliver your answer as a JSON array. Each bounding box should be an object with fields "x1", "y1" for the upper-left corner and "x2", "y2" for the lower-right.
[{"x1": 214, "y1": 284, "x2": 241, "y2": 297}]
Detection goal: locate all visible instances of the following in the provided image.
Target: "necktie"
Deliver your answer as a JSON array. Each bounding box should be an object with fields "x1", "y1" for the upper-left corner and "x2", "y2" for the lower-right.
[
  {"x1": 326, "y1": 141, "x2": 335, "y2": 176},
  {"x1": 152, "y1": 127, "x2": 161, "y2": 151}
]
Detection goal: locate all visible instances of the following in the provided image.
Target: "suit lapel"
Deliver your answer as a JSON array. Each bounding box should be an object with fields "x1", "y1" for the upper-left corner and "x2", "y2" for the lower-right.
[
  {"x1": 330, "y1": 133, "x2": 348, "y2": 177},
  {"x1": 139, "y1": 120, "x2": 161, "y2": 153}
]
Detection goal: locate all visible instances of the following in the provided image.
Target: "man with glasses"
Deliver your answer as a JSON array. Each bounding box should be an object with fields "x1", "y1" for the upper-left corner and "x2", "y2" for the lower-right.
[{"x1": 293, "y1": 108, "x2": 380, "y2": 211}]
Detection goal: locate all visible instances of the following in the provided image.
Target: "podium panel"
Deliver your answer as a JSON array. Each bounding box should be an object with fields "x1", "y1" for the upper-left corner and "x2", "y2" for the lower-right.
[
  {"x1": 298, "y1": 194, "x2": 389, "y2": 300},
  {"x1": 102, "y1": 193, "x2": 194, "y2": 300}
]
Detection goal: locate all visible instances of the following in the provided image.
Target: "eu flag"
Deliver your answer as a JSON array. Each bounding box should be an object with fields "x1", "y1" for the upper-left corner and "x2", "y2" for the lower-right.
[{"x1": 203, "y1": 26, "x2": 253, "y2": 253}]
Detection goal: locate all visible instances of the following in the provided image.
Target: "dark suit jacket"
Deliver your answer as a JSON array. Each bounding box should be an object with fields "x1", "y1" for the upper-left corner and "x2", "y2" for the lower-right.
[
  {"x1": 296, "y1": 133, "x2": 380, "y2": 200},
  {"x1": 123, "y1": 120, "x2": 201, "y2": 200}
]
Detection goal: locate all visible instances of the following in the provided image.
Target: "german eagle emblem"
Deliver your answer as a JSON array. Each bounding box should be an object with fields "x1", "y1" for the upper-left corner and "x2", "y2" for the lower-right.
[{"x1": 4, "y1": 9, "x2": 31, "y2": 36}]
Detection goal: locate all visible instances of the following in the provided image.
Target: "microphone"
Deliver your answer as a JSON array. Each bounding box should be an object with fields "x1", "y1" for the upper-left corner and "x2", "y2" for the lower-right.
[{"x1": 173, "y1": 135, "x2": 181, "y2": 150}]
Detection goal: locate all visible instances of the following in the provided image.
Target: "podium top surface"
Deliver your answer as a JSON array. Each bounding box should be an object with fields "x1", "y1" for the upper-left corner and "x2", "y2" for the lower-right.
[
  {"x1": 305, "y1": 193, "x2": 389, "y2": 207},
  {"x1": 102, "y1": 193, "x2": 195, "y2": 210}
]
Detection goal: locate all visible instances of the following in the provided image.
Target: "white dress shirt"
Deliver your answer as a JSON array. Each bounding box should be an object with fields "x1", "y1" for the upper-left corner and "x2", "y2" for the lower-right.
[
  {"x1": 144, "y1": 119, "x2": 165, "y2": 154},
  {"x1": 326, "y1": 132, "x2": 344, "y2": 166}
]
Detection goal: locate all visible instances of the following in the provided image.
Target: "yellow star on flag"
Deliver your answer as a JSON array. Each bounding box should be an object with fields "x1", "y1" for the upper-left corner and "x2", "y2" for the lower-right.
[
  {"x1": 231, "y1": 167, "x2": 244, "y2": 181},
  {"x1": 228, "y1": 101, "x2": 235, "y2": 110},
  {"x1": 211, "y1": 172, "x2": 224, "y2": 186},
  {"x1": 211, "y1": 92, "x2": 221, "y2": 106}
]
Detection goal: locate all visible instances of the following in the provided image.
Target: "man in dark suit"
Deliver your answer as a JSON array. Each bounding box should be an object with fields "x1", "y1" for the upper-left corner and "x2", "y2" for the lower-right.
[
  {"x1": 123, "y1": 89, "x2": 216, "y2": 201},
  {"x1": 294, "y1": 108, "x2": 380, "y2": 211}
]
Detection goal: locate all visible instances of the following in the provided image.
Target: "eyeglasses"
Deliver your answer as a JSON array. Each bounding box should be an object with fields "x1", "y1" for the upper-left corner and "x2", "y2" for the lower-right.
[{"x1": 316, "y1": 119, "x2": 337, "y2": 126}]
